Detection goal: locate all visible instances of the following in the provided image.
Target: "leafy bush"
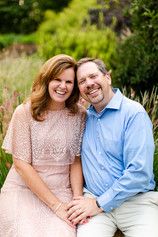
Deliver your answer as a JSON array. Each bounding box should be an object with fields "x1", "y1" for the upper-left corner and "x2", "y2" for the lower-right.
[
  {"x1": 113, "y1": 0, "x2": 158, "y2": 93},
  {"x1": 0, "y1": 0, "x2": 42, "y2": 34},
  {"x1": 38, "y1": 27, "x2": 117, "y2": 69},
  {"x1": 0, "y1": 0, "x2": 72, "y2": 34},
  {"x1": 114, "y1": 34, "x2": 158, "y2": 93},
  {"x1": 38, "y1": 0, "x2": 98, "y2": 32},
  {"x1": 36, "y1": 0, "x2": 117, "y2": 69}
]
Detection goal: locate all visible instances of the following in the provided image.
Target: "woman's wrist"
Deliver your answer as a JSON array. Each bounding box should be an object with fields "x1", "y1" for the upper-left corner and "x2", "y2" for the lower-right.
[
  {"x1": 72, "y1": 190, "x2": 83, "y2": 197},
  {"x1": 51, "y1": 202, "x2": 63, "y2": 213},
  {"x1": 50, "y1": 201, "x2": 62, "y2": 212}
]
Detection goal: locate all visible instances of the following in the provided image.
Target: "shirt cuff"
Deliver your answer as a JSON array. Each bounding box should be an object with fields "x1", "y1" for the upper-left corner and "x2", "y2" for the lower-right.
[{"x1": 97, "y1": 188, "x2": 117, "y2": 212}]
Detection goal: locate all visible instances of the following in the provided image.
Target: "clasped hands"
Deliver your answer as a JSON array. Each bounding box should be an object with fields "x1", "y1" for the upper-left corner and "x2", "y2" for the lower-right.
[
  {"x1": 52, "y1": 196, "x2": 103, "y2": 227},
  {"x1": 67, "y1": 196, "x2": 103, "y2": 226}
]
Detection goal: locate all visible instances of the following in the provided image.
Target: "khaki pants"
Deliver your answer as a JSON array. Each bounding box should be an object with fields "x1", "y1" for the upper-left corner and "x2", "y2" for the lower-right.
[{"x1": 77, "y1": 191, "x2": 158, "y2": 237}]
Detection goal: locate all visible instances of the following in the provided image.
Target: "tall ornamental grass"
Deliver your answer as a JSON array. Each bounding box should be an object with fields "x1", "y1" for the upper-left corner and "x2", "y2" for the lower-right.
[
  {"x1": 0, "y1": 56, "x2": 43, "y2": 187},
  {"x1": 0, "y1": 56, "x2": 43, "y2": 94}
]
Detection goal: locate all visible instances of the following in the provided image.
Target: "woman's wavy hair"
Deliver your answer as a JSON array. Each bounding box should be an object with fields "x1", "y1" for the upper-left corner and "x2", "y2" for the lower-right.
[{"x1": 30, "y1": 54, "x2": 79, "y2": 121}]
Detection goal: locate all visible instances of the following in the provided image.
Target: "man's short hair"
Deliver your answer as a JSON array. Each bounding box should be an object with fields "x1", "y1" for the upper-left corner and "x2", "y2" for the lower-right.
[{"x1": 77, "y1": 58, "x2": 108, "y2": 75}]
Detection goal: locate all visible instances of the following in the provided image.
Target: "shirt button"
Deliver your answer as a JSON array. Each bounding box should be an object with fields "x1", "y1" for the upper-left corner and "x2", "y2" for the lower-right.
[
  {"x1": 100, "y1": 166, "x2": 105, "y2": 170},
  {"x1": 98, "y1": 118, "x2": 100, "y2": 121},
  {"x1": 99, "y1": 151, "x2": 101, "y2": 155},
  {"x1": 105, "y1": 183, "x2": 108, "y2": 187}
]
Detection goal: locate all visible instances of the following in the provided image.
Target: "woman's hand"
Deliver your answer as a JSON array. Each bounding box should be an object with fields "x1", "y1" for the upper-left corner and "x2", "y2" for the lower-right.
[{"x1": 52, "y1": 202, "x2": 75, "y2": 228}]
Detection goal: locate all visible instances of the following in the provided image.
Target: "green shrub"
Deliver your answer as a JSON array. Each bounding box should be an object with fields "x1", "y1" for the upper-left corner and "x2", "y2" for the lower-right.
[
  {"x1": 38, "y1": 27, "x2": 117, "y2": 69},
  {"x1": 0, "y1": 0, "x2": 72, "y2": 34},
  {"x1": 113, "y1": 0, "x2": 158, "y2": 93},
  {"x1": 36, "y1": 0, "x2": 118, "y2": 68},
  {"x1": 38, "y1": 0, "x2": 98, "y2": 33}
]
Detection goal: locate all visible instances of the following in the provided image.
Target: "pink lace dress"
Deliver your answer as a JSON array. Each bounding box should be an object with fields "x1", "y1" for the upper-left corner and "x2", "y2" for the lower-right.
[{"x1": 0, "y1": 103, "x2": 85, "y2": 237}]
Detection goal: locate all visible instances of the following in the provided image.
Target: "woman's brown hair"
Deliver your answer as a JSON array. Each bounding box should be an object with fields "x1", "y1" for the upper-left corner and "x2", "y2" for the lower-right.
[{"x1": 30, "y1": 54, "x2": 79, "y2": 121}]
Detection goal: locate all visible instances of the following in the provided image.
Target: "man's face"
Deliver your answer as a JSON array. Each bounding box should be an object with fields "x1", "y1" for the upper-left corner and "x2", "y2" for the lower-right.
[{"x1": 77, "y1": 62, "x2": 113, "y2": 112}]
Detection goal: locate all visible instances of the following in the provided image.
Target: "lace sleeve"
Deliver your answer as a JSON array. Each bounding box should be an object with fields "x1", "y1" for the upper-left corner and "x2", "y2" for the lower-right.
[{"x1": 2, "y1": 103, "x2": 32, "y2": 163}]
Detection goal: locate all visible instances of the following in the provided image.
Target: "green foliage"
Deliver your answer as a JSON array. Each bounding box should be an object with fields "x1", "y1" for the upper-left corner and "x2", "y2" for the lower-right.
[
  {"x1": 114, "y1": 33, "x2": 158, "y2": 92},
  {"x1": 38, "y1": 0, "x2": 72, "y2": 12},
  {"x1": 0, "y1": 0, "x2": 117, "y2": 72},
  {"x1": 113, "y1": 0, "x2": 158, "y2": 93},
  {"x1": 38, "y1": 0, "x2": 98, "y2": 33},
  {"x1": 37, "y1": 0, "x2": 117, "y2": 69},
  {"x1": 131, "y1": 0, "x2": 158, "y2": 40},
  {"x1": 38, "y1": 27, "x2": 117, "y2": 69},
  {"x1": 0, "y1": 0, "x2": 42, "y2": 33},
  {"x1": 0, "y1": 0, "x2": 72, "y2": 34},
  {"x1": 0, "y1": 150, "x2": 12, "y2": 188},
  {"x1": 0, "y1": 33, "x2": 37, "y2": 50}
]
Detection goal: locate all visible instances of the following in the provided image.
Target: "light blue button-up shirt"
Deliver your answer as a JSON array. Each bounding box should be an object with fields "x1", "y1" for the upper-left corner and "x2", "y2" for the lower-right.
[{"x1": 81, "y1": 88, "x2": 155, "y2": 212}]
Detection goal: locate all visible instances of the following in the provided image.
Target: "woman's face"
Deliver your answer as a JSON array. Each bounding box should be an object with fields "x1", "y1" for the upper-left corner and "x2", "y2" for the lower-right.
[{"x1": 48, "y1": 67, "x2": 75, "y2": 110}]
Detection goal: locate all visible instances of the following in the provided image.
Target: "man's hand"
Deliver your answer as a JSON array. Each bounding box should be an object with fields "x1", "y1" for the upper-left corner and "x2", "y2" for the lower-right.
[{"x1": 67, "y1": 196, "x2": 103, "y2": 225}]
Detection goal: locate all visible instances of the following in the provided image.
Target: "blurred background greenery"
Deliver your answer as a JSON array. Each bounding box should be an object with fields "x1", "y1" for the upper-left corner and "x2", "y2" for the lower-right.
[{"x1": 0, "y1": 0, "x2": 158, "y2": 188}]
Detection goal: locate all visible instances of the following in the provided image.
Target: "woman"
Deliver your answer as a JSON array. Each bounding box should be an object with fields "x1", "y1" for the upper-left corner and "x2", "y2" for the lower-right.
[{"x1": 0, "y1": 54, "x2": 85, "y2": 237}]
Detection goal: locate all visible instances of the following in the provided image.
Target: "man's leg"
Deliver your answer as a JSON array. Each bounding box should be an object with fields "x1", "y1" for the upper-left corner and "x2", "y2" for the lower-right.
[
  {"x1": 116, "y1": 191, "x2": 158, "y2": 237},
  {"x1": 77, "y1": 192, "x2": 117, "y2": 237},
  {"x1": 77, "y1": 211, "x2": 117, "y2": 237}
]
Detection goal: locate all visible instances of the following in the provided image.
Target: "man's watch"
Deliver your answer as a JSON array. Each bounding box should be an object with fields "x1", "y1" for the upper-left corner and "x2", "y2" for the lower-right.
[{"x1": 96, "y1": 199, "x2": 101, "y2": 208}]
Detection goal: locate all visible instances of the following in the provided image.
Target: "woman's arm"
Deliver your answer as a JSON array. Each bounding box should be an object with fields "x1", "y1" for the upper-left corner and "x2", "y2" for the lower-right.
[
  {"x1": 70, "y1": 156, "x2": 83, "y2": 197},
  {"x1": 13, "y1": 157, "x2": 73, "y2": 226},
  {"x1": 13, "y1": 157, "x2": 60, "y2": 208}
]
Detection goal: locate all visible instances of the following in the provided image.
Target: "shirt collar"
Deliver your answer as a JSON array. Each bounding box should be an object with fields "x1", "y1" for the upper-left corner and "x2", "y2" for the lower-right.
[{"x1": 88, "y1": 88, "x2": 123, "y2": 117}]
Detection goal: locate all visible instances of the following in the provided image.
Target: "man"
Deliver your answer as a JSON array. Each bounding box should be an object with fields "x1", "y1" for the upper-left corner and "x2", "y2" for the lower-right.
[{"x1": 67, "y1": 58, "x2": 158, "y2": 237}]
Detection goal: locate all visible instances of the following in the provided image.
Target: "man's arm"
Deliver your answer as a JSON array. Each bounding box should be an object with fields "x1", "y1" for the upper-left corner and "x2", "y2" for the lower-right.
[
  {"x1": 67, "y1": 111, "x2": 155, "y2": 223},
  {"x1": 97, "y1": 111, "x2": 155, "y2": 212}
]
